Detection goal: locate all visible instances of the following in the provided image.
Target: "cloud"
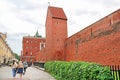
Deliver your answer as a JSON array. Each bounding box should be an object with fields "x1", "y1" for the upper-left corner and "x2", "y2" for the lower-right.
[
  {"x1": 75, "y1": 10, "x2": 99, "y2": 16},
  {"x1": 0, "y1": 0, "x2": 45, "y2": 35},
  {"x1": 7, "y1": 32, "x2": 28, "y2": 40},
  {"x1": 6, "y1": 32, "x2": 28, "y2": 54},
  {"x1": 0, "y1": 0, "x2": 120, "y2": 55},
  {"x1": 0, "y1": 24, "x2": 9, "y2": 32},
  {"x1": 96, "y1": 0, "x2": 120, "y2": 7}
]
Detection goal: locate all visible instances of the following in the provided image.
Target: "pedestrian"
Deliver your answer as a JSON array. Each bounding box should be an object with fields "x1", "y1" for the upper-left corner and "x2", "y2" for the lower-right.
[
  {"x1": 11, "y1": 60, "x2": 18, "y2": 77},
  {"x1": 23, "y1": 60, "x2": 28, "y2": 75},
  {"x1": 17, "y1": 60, "x2": 24, "y2": 78}
]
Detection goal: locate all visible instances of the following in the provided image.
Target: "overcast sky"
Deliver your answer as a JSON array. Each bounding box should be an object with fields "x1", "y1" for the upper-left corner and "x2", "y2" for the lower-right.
[{"x1": 0, "y1": 0, "x2": 120, "y2": 55}]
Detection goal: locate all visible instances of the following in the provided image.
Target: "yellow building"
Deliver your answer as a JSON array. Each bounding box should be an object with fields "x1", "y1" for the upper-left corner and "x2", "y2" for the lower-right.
[{"x1": 0, "y1": 33, "x2": 14, "y2": 64}]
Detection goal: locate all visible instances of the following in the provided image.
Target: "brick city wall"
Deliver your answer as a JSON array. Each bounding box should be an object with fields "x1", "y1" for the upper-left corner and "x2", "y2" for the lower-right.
[{"x1": 65, "y1": 9, "x2": 120, "y2": 65}]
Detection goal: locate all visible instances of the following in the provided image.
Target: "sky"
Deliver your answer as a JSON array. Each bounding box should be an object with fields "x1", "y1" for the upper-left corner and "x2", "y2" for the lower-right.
[{"x1": 0, "y1": 0, "x2": 120, "y2": 55}]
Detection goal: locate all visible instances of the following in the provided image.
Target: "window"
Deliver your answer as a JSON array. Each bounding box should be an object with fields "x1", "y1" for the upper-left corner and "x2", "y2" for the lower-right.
[
  {"x1": 30, "y1": 52, "x2": 32, "y2": 56},
  {"x1": 55, "y1": 21, "x2": 60, "y2": 25},
  {"x1": 26, "y1": 46, "x2": 28, "y2": 49},
  {"x1": 26, "y1": 52, "x2": 28, "y2": 55},
  {"x1": 57, "y1": 21, "x2": 59, "y2": 24},
  {"x1": 57, "y1": 39, "x2": 59, "y2": 42},
  {"x1": 26, "y1": 40, "x2": 28, "y2": 43},
  {"x1": 40, "y1": 42, "x2": 45, "y2": 50}
]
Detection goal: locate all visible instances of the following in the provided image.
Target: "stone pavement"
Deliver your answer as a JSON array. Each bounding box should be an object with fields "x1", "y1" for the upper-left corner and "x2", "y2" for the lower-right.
[
  {"x1": 0, "y1": 66, "x2": 56, "y2": 80},
  {"x1": 0, "y1": 78, "x2": 30, "y2": 80}
]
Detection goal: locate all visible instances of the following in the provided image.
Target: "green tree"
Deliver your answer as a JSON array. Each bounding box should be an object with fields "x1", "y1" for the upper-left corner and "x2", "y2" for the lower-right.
[{"x1": 14, "y1": 53, "x2": 20, "y2": 60}]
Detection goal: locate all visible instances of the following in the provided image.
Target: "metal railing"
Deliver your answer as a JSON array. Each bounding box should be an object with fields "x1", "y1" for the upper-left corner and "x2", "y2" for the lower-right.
[{"x1": 109, "y1": 65, "x2": 120, "y2": 80}]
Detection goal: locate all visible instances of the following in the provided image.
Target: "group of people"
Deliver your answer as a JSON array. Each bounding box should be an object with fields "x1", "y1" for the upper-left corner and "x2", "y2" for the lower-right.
[{"x1": 11, "y1": 60, "x2": 28, "y2": 78}]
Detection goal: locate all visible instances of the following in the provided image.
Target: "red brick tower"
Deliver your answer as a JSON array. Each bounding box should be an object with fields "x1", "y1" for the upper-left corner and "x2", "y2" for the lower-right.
[{"x1": 45, "y1": 6, "x2": 67, "y2": 61}]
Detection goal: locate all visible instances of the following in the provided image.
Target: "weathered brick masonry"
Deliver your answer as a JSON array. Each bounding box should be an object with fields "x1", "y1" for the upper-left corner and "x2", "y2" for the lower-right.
[{"x1": 65, "y1": 9, "x2": 120, "y2": 65}]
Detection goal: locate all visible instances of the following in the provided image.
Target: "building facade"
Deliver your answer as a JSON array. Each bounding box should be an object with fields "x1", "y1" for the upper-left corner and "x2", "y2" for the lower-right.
[
  {"x1": 21, "y1": 32, "x2": 45, "y2": 63},
  {"x1": 0, "y1": 33, "x2": 14, "y2": 64}
]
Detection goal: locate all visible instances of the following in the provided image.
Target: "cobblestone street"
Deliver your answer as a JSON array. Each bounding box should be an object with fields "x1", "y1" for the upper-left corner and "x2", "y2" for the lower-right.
[{"x1": 0, "y1": 66, "x2": 56, "y2": 80}]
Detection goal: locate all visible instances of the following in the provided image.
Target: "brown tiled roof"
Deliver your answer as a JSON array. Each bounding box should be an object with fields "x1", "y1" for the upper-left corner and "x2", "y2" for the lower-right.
[{"x1": 49, "y1": 6, "x2": 67, "y2": 20}]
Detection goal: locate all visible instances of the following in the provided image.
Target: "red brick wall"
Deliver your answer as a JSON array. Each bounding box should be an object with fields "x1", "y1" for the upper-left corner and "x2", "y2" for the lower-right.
[{"x1": 65, "y1": 9, "x2": 120, "y2": 65}]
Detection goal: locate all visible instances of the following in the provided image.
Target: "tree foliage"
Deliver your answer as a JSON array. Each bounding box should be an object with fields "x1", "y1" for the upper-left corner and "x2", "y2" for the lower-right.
[{"x1": 14, "y1": 53, "x2": 20, "y2": 60}]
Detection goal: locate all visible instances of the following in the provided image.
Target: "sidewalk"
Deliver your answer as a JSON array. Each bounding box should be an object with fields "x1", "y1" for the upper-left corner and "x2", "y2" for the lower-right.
[
  {"x1": 0, "y1": 66, "x2": 56, "y2": 80},
  {"x1": 1, "y1": 78, "x2": 30, "y2": 80}
]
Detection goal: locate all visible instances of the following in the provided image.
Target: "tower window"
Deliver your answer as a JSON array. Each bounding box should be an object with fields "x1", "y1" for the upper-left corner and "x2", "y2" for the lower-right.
[
  {"x1": 57, "y1": 21, "x2": 59, "y2": 24},
  {"x1": 57, "y1": 39, "x2": 59, "y2": 42}
]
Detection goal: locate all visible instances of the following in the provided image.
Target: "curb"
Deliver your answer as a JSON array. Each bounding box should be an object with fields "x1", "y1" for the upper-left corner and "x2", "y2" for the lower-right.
[{"x1": 34, "y1": 66, "x2": 45, "y2": 71}]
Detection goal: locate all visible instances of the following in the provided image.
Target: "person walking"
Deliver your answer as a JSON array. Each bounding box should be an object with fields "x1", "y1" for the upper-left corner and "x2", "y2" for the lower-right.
[
  {"x1": 23, "y1": 61, "x2": 28, "y2": 75},
  {"x1": 11, "y1": 60, "x2": 18, "y2": 77},
  {"x1": 17, "y1": 60, "x2": 24, "y2": 78}
]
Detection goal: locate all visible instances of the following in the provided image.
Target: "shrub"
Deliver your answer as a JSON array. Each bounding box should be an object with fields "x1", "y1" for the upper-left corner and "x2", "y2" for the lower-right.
[{"x1": 44, "y1": 61, "x2": 113, "y2": 80}]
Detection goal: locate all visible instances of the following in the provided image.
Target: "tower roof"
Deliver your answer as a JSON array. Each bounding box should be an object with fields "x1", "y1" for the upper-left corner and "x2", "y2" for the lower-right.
[
  {"x1": 35, "y1": 30, "x2": 39, "y2": 37},
  {"x1": 48, "y1": 6, "x2": 67, "y2": 20}
]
